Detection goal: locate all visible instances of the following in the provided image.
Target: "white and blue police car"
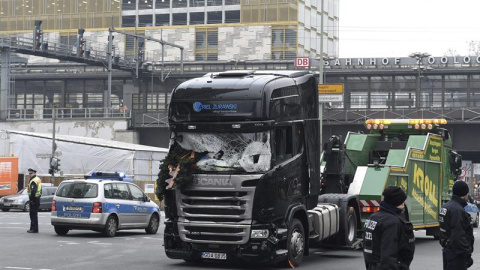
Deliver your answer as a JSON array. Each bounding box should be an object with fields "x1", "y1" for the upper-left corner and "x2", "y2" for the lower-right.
[{"x1": 51, "y1": 172, "x2": 161, "y2": 237}]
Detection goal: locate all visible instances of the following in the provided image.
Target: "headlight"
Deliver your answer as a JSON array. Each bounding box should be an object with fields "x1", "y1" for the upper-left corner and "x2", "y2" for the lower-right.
[
  {"x1": 14, "y1": 199, "x2": 23, "y2": 203},
  {"x1": 0, "y1": 198, "x2": 3, "y2": 202},
  {"x1": 251, "y1": 229, "x2": 269, "y2": 239}
]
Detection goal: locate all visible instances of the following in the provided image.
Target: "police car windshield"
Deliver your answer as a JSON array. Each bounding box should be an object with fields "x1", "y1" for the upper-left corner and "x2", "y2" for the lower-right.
[
  {"x1": 56, "y1": 182, "x2": 98, "y2": 198},
  {"x1": 176, "y1": 132, "x2": 271, "y2": 173}
]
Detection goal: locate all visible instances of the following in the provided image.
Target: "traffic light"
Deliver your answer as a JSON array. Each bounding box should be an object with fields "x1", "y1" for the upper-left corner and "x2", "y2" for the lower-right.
[
  {"x1": 33, "y1": 20, "x2": 43, "y2": 50},
  {"x1": 49, "y1": 157, "x2": 61, "y2": 174},
  {"x1": 77, "y1": 28, "x2": 86, "y2": 57}
]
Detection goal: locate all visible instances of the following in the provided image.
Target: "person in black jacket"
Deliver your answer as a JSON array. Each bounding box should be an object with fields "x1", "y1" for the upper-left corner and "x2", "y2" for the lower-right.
[
  {"x1": 439, "y1": 180, "x2": 474, "y2": 270},
  {"x1": 363, "y1": 186, "x2": 415, "y2": 270}
]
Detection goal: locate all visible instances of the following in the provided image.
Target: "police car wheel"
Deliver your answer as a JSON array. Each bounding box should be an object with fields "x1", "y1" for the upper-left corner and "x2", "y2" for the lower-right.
[
  {"x1": 1, "y1": 208, "x2": 10, "y2": 212},
  {"x1": 145, "y1": 214, "x2": 159, "y2": 234},
  {"x1": 104, "y1": 216, "x2": 118, "y2": 237},
  {"x1": 24, "y1": 202, "x2": 30, "y2": 212},
  {"x1": 285, "y1": 218, "x2": 305, "y2": 268},
  {"x1": 54, "y1": 226, "x2": 69, "y2": 236}
]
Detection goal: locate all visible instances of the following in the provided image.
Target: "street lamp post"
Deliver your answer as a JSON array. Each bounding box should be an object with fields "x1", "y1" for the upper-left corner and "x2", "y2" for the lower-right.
[
  {"x1": 409, "y1": 52, "x2": 431, "y2": 108},
  {"x1": 319, "y1": 0, "x2": 324, "y2": 148}
]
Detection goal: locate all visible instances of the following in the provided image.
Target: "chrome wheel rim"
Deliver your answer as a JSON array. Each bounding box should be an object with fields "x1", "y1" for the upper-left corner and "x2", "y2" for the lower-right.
[{"x1": 289, "y1": 230, "x2": 304, "y2": 259}]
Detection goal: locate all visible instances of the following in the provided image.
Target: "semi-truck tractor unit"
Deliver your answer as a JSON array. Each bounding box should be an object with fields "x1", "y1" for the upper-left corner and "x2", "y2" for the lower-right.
[{"x1": 160, "y1": 70, "x2": 463, "y2": 267}]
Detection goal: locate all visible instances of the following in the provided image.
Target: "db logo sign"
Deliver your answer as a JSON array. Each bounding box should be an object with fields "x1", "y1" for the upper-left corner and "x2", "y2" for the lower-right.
[{"x1": 295, "y1": 57, "x2": 310, "y2": 68}]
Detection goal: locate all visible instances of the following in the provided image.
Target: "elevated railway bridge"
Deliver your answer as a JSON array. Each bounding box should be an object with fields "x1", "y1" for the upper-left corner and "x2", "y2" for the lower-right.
[{"x1": 1, "y1": 56, "x2": 480, "y2": 162}]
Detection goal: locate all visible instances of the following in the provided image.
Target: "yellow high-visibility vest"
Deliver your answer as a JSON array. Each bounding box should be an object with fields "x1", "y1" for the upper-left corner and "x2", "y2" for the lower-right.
[{"x1": 27, "y1": 176, "x2": 42, "y2": 197}]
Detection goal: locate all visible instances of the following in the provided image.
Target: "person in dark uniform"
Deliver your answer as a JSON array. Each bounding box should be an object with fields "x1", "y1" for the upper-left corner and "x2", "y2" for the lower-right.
[
  {"x1": 438, "y1": 180, "x2": 474, "y2": 270},
  {"x1": 26, "y1": 168, "x2": 42, "y2": 233},
  {"x1": 363, "y1": 186, "x2": 415, "y2": 270}
]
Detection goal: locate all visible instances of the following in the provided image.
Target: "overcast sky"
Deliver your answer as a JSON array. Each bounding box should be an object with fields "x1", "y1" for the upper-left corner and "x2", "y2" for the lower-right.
[{"x1": 338, "y1": 0, "x2": 480, "y2": 58}]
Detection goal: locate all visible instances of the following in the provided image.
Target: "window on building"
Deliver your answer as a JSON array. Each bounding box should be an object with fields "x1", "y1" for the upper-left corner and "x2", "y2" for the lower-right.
[
  {"x1": 207, "y1": 11, "x2": 222, "y2": 24},
  {"x1": 85, "y1": 80, "x2": 104, "y2": 108},
  {"x1": 13, "y1": 81, "x2": 25, "y2": 109},
  {"x1": 445, "y1": 75, "x2": 467, "y2": 108},
  {"x1": 271, "y1": 26, "x2": 296, "y2": 60},
  {"x1": 133, "y1": 93, "x2": 145, "y2": 110},
  {"x1": 190, "y1": 0, "x2": 206, "y2": 7},
  {"x1": 172, "y1": 0, "x2": 187, "y2": 8},
  {"x1": 346, "y1": 76, "x2": 369, "y2": 109},
  {"x1": 45, "y1": 81, "x2": 63, "y2": 109},
  {"x1": 25, "y1": 81, "x2": 45, "y2": 109},
  {"x1": 419, "y1": 75, "x2": 442, "y2": 108},
  {"x1": 225, "y1": 0, "x2": 240, "y2": 5},
  {"x1": 155, "y1": 14, "x2": 170, "y2": 26},
  {"x1": 122, "y1": 0, "x2": 137, "y2": 10},
  {"x1": 207, "y1": 0, "x2": 222, "y2": 6},
  {"x1": 225, "y1": 11, "x2": 240, "y2": 23},
  {"x1": 471, "y1": 75, "x2": 480, "y2": 107},
  {"x1": 156, "y1": 0, "x2": 170, "y2": 8},
  {"x1": 172, "y1": 13, "x2": 187, "y2": 25},
  {"x1": 195, "y1": 28, "x2": 218, "y2": 61},
  {"x1": 190, "y1": 12, "x2": 205, "y2": 24},
  {"x1": 138, "y1": 0, "x2": 154, "y2": 9},
  {"x1": 371, "y1": 76, "x2": 393, "y2": 109},
  {"x1": 138, "y1": 15, "x2": 153, "y2": 26},
  {"x1": 66, "y1": 80, "x2": 84, "y2": 109},
  {"x1": 122, "y1": 15, "x2": 136, "y2": 27}
]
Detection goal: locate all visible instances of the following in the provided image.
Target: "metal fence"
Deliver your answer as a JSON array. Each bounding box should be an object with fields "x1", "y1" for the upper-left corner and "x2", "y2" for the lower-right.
[{"x1": 6, "y1": 107, "x2": 132, "y2": 120}]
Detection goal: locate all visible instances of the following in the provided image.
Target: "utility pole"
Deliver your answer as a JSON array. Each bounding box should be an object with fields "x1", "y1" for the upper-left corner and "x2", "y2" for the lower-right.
[
  {"x1": 319, "y1": 0, "x2": 325, "y2": 149},
  {"x1": 50, "y1": 108, "x2": 56, "y2": 185},
  {"x1": 409, "y1": 52, "x2": 431, "y2": 108}
]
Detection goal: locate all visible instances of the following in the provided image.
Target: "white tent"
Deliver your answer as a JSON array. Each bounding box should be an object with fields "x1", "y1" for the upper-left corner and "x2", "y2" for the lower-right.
[{"x1": 0, "y1": 130, "x2": 167, "y2": 181}]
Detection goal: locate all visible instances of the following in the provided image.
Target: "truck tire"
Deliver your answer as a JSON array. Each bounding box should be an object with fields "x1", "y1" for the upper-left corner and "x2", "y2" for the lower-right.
[
  {"x1": 284, "y1": 218, "x2": 305, "y2": 268},
  {"x1": 344, "y1": 208, "x2": 357, "y2": 247}
]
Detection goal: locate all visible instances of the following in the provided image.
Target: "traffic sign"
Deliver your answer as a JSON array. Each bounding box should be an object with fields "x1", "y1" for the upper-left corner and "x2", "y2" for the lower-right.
[
  {"x1": 295, "y1": 57, "x2": 310, "y2": 68},
  {"x1": 318, "y1": 84, "x2": 344, "y2": 102}
]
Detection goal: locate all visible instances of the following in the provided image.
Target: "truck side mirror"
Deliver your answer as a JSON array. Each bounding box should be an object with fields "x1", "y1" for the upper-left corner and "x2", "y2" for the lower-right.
[
  {"x1": 437, "y1": 128, "x2": 450, "y2": 141},
  {"x1": 449, "y1": 150, "x2": 462, "y2": 176}
]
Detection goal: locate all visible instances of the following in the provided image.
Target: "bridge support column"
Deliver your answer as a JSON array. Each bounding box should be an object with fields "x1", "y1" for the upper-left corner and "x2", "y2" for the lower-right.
[{"x1": 0, "y1": 48, "x2": 10, "y2": 120}]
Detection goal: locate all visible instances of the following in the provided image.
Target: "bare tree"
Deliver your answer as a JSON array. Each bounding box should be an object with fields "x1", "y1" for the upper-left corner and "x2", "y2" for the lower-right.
[{"x1": 467, "y1": 40, "x2": 480, "y2": 56}]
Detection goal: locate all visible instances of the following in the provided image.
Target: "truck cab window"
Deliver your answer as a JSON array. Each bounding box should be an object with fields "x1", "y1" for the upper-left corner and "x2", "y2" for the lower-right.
[{"x1": 275, "y1": 126, "x2": 293, "y2": 164}]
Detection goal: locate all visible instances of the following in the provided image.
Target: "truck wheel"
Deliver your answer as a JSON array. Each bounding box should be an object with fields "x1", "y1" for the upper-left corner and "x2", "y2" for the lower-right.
[
  {"x1": 103, "y1": 216, "x2": 118, "y2": 237},
  {"x1": 344, "y1": 208, "x2": 357, "y2": 246},
  {"x1": 285, "y1": 218, "x2": 305, "y2": 268},
  {"x1": 474, "y1": 214, "x2": 479, "y2": 228}
]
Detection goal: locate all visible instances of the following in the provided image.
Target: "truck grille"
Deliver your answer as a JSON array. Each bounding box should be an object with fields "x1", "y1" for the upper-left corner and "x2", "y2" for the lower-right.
[{"x1": 176, "y1": 174, "x2": 258, "y2": 245}]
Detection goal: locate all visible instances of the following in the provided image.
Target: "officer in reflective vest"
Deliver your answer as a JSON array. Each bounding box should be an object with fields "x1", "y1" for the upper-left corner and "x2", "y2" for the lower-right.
[{"x1": 26, "y1": 168, "x2": 42, "y2": 233}]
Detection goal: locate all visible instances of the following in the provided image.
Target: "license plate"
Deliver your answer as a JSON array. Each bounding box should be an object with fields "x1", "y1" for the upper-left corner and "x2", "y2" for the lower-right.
[
  {"x1": 3, "y1": 203, "x2": 10, "y2": 206},
  {"x1": 201, "y1": 252, "x2": 227, "y2": 260},
  {"x1": 65, "y1": 206, "x2": 83, "y2": 211}
]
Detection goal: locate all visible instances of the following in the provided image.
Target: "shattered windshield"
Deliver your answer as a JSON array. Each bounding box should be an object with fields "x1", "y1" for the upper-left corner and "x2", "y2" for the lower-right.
[{"x1": 176, "y1": 132, "x2": 271, "y2": 173}]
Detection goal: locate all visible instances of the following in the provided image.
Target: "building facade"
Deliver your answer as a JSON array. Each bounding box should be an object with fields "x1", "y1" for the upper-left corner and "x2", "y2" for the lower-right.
[{"x1": 0, "y1": 0, "x2": 339, "y2": 62}]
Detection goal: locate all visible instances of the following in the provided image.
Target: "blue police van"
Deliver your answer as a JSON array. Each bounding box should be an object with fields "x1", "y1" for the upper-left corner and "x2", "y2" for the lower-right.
[{"x1": 51, "y1": 172, "x2": 160, "y2": 237}]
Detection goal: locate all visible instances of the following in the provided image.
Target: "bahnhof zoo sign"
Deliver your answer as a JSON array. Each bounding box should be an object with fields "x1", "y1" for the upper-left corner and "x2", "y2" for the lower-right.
[{"x1": 324, "y1": 56, "x2": 480, "y2": 68}]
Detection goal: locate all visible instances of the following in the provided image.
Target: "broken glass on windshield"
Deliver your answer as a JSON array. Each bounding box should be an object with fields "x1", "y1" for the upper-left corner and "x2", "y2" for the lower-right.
[{"x1": 176, "y1": 132, "x2": 271, "y2": 172}]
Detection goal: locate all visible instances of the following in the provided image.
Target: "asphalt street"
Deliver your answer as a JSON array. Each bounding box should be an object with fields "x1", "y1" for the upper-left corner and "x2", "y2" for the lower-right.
[{"x1": 0, "y1": 211, "x2": 479, "y2": 270}]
